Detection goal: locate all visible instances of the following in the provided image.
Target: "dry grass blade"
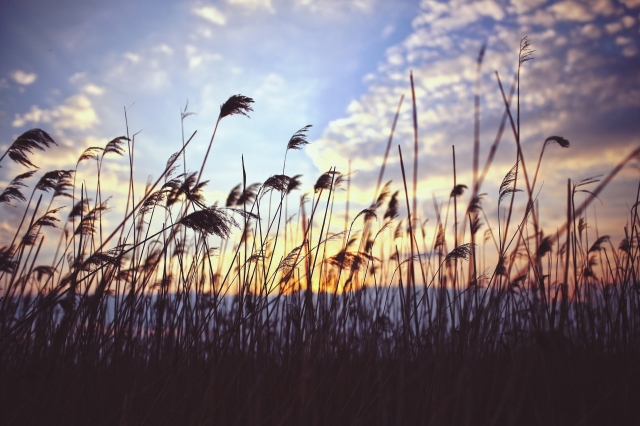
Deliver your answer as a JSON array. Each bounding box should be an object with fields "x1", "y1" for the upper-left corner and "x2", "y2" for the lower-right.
[
  {"x1": 181, "y1": 100, "x2": 196, "y2": 121},
  {"x1": 0, "y1": 171, "x2": 36, "y2": 205},
  {"x1": 0, "y1": 128, "x2": 57, "y2": 169},
  {"x1": 473, "y1": 43, "x2": 486, "y2": 192},
  {"x1": 372, "y1": 95, "x2": 404, "y2": 205}
]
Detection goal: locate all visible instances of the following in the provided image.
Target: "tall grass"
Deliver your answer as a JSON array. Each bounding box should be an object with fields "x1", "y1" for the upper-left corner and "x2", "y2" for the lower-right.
[{"x1": 1, "y1": 39, "x2": 640, "y2": 425}]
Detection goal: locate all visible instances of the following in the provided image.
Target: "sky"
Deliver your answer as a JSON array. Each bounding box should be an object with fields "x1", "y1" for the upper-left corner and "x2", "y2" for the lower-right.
[{"x1": 1, "y1": 0, "x2": 640, "y2": 260}]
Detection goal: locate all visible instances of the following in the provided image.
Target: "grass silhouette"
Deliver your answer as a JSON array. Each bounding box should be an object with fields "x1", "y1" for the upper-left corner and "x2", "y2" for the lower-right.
[{"x1": 1, "y1": 38, "x2": 640, "y2": 425}]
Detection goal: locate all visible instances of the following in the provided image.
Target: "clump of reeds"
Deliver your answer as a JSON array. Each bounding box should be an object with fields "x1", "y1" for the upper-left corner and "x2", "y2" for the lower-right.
[{"x1": 1, "y1": 38, "x2": 640, "y2": 426}]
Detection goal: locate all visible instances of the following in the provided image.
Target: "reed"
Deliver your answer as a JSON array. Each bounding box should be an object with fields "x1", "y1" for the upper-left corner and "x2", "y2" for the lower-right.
[{"x1": 1, "y1": 38, "x2": 639, "y2": 425}]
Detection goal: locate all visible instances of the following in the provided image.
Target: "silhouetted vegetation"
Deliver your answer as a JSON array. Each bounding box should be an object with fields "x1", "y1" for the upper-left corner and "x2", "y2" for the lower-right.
[{"x1": 1, "y1": 38, "x2": 639, "y2": 425}]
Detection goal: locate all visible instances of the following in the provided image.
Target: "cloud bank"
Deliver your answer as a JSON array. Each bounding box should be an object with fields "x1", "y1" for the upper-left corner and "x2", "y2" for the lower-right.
[{"x1": 308, "y1": 0, "x2": 640, "y2": 241}]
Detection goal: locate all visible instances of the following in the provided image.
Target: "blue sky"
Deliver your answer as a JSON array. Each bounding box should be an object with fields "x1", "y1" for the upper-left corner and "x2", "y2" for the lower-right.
[{"x1": 1, "y1": 0, "x2": 640, "y2": 254}]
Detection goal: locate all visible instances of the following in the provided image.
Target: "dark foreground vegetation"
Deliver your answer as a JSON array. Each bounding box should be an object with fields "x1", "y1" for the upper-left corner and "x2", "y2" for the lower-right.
[{"x1": 1, "y1": 38, "x2": 639, "y2": 425}]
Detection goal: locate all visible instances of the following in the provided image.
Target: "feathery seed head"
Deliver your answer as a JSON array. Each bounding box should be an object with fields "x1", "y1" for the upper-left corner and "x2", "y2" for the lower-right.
[
  {"x1": 263, "y1": 174, "x2": 291, "y2": 193},
  {"x1": 286, "y1": 125, "x2": 312, "y2": 151},
  {"x1": 4, "y1": 128, "x2": 57, "y2": 169},
  {"x1": 544, "y1": 135, "x2": 570, "y2": 149},
  {"x1": 0, "y1": 171, "x2": 36, "y2": 205},
  {"x1": 219, "y1": 94, "x2": 254, "y2": 120}
]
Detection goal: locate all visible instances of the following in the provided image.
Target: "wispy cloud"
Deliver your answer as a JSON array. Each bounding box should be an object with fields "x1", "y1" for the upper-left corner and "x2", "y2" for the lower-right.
[
  {"x1": 193, "y1": 5, "x2": 227, "y2": 25},
  {"x1": 12, "y1": 95, "x2": 99, "y2": 131},
  {"x1": 83, "y1": 84, "x2": 105, "y2": 96},
  {"x1": 227, "y1": 0, "x2": 275, "y2": 13},
  {"x1": 309, "y1": 0, "x2": 640, "y2": 242},
  {"x1": 293, "y1": 0, "x2": 376, "y2": 15},
  {"x1": 11, "y1": 70, "x2": 37, "y2": 86},
  {"x1": 549, "y1": 1, "x2": 595, "y2": 21}
]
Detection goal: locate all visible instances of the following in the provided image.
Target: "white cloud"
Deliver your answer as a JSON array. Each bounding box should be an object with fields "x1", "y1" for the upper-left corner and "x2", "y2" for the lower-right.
[
  {"x1": 582, "y1": 24, "x2": 602, "y2": 39},
  {"x1": 591, "y1": 0, "x2": 617, "y2": 16},
  {"x1": 413, "y1": 0, "x2": 505, "y2": 35},
  {"x1": 69, "y1": 72, "x2": 86, "y2": 84},
  {"x1": 616, "y1": 36, "x2": 633, "y2": 45},
  {"x1": 307, "y1": 0, "x2": 640, "y2": 243},
  {"x1": 549, "y1": 1, "x2": 594, "y2": 21},
  {"x1": 605, "y1": 21, "x2": 624, "y2": 34},
  {"x1": 193, "y1": 5, "x2": 227, "y2": 25},
  {"x1": 509, "y1": 0, "x2": 546, "y2": 14},
  {"x1": 386, "y1": 46, "x2": 404, "y2": 66},
  {"x1": 227, "y1": 0, "x2": 275, "y2": 13},
  {"x1": 12, "y1": 95, "x2": 99, "y2": 130},
  {"x1": 382, "y1": 25, "x2": 395, "y2": 39},
  {"x1": 256, "y1": 73, "x2": 286, "y2": 94},
  {"x1": 477, "y1": 0, "x2": 506, "y2": 21},
  {"x1": 124, "y1": 52, "x2": 140, "y2": 63},
  {"x1": 518, "y1": 8, "x2": 555, "y2": 25},
  {"x1": 293, "y1": 0, "x2": 376, "y2": 15},
  {"x1": 620, "y1": 0, "x2": 640, "y2": 8},
  {"x1": 83, "y1": 84, "x2": 105, "y2": 96},
  {"x1": 153, "y1": 44, "x2": 174, "y2": 55},
  {"x1": 185, "y1": 45, "x2": 223, "y2": 69},
  {"x1": 622, "y1": 15, "x2": 636, "y2": 27},
  {"x1": 11, "y1": 70, "x2": 37, "y2": 86}
]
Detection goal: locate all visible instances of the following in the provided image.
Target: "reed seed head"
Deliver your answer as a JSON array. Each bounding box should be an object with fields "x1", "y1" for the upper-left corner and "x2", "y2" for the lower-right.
[{"x1": 219, "y1": 94, "x2": 254, "y2": 120}]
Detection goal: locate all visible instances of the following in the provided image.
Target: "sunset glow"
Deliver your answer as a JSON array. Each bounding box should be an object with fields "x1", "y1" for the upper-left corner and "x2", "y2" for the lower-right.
[{"x1": 2, "y1": 2, "x2": 640, "y2": 424}]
